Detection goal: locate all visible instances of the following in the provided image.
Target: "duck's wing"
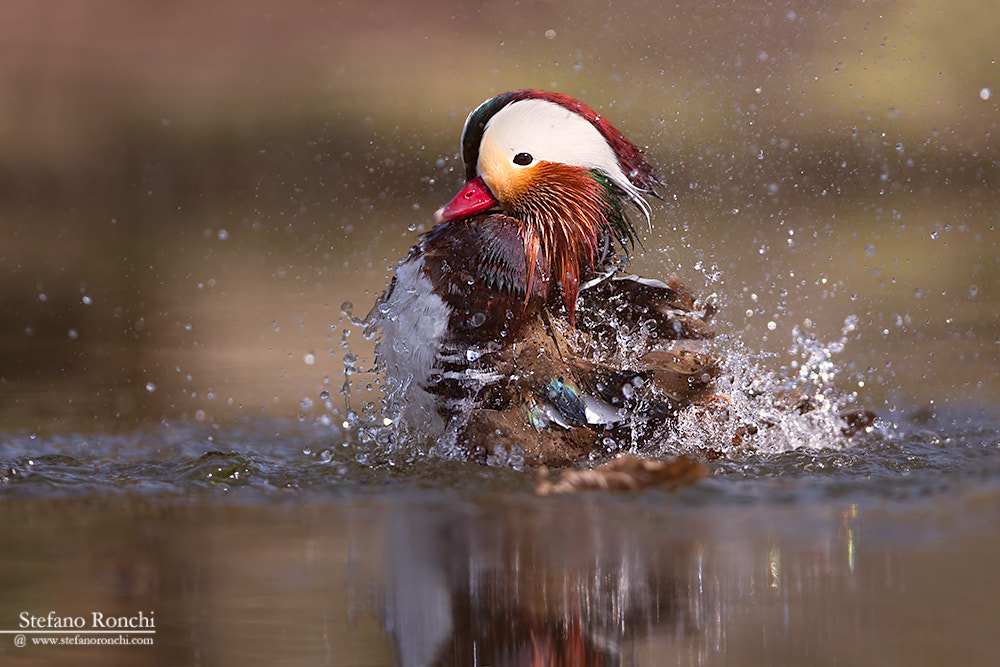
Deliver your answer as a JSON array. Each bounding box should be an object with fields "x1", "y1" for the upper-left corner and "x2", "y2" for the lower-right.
[
  {"x1": 458, "y1": 314, "x2": 721, "y2": 465},
  {"x1": 577, "y1": 274, "x2": 715, "y2": 342}
]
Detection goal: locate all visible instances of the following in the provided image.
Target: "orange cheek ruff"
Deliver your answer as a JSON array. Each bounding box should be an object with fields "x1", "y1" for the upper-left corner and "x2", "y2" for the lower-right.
[{"x1": 504, "y1": 162, "x2": 613, "y2": 326}]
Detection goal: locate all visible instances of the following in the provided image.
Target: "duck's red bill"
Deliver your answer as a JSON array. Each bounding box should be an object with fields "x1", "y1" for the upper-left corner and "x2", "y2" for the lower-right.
[{"x1": 433, "y1": 176, "x2": 499, "y2": 224}]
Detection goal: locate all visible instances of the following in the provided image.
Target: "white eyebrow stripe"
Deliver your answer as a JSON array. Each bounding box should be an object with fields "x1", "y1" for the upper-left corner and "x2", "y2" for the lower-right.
[{"x1": 480, "y1": 98, "x2": 650, "y2": 219}]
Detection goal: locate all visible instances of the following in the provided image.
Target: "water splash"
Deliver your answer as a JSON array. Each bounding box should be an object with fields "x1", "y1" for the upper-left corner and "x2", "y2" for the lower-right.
[
  {"x1": 662, "y1": 316, "x2": 868, "y2": 457},
  {"x1": 338, "y1": 271, "x2": 872, "y2": 467}
]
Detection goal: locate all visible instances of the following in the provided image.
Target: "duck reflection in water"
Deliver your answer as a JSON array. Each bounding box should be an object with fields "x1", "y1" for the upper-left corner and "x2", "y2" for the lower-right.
[{"x1": 383, "y1": 499, "x2": 702, "y2": 667}]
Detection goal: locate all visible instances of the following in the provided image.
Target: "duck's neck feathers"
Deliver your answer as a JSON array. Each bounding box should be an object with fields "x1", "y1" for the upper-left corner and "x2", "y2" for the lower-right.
[{"x1": 514, "y1": 165, "x2": 640, "y2": 325}]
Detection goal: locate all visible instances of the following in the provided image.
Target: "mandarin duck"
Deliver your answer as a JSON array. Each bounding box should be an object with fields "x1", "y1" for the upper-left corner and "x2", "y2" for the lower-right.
[{"x1": 369, "y1": 90, "x2": 719, "y2": 465}]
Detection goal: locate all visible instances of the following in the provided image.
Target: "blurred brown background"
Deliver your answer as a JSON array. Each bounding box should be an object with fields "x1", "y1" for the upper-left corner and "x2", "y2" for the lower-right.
[{"x1": 2, "y1": 0, "x2": 997, "y2": 432}]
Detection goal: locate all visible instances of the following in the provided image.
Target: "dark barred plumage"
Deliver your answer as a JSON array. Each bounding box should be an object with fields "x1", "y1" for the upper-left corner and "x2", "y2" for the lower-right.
[{"x1": 419, "y1": 214, "x2": 549, "y2": 344}]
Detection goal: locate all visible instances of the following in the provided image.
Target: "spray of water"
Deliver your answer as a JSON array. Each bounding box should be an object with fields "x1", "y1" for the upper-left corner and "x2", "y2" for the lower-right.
[
  {"x1": 327, "y1": 285, "x2": 871, "y2": 467},
  {"x1": 660, "y1": 316, "x2": 865, "y2": 457}
]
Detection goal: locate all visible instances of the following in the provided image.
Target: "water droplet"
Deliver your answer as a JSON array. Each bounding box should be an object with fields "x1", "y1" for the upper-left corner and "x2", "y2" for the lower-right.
[
  {"x1": 81, "y1": 295, "x2": 92, "y2": 305},
  {"x1": 217, "y1": 229, "x2": 228, "y2": 241},
  {"x1": 980, "y1": 87, "x2": 992, "y2": 101},
  {"x1": 300, "y1": 397, "x2": 313, "y2": 411},
  {"x1": 145, "y1": 382, "x2": 156, "y2": 392},
  {"x1": 304, "y1": 352, "x2": 316, "y2": 365},
  {"x1": 392, "y1": 338, "x2": 409, "y2": 355}
]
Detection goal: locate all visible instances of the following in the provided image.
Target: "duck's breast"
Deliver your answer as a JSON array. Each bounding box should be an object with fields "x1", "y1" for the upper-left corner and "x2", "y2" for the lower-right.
[{"x1": 374, "y1": 255, "x2": 452, "y2": 434}]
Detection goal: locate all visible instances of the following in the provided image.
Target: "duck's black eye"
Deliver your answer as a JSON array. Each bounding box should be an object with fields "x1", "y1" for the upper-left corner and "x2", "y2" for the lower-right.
[{"x1": 513, "y1": 152, "x2": 533, "y2": 166}]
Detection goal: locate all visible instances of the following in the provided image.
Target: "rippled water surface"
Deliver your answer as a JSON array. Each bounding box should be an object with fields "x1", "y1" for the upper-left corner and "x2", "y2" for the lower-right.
[
  {"x1": 2, "y1": 409, "x2": 999, "y2": 501},
  {"x1": 2, "y1": 409, "x2": 999, "y2": 665}
]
